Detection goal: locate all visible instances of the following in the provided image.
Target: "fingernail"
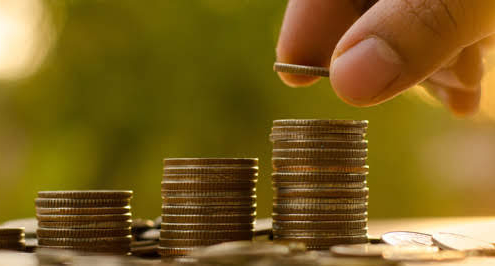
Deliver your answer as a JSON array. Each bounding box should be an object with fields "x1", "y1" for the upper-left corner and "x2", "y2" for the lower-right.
[{"x1": 330, "y1": 36, "x2": 403, "y2": 105}]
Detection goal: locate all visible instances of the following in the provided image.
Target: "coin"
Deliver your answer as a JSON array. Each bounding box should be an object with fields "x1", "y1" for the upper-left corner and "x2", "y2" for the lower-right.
[
  {"x1": 273, "y1": 220, "x2": 367, "y2": 230},
  {"x1": 382, "y1": 247, "x2": 465, "y2": 262},
  {"x1": 38, "y1": 236, "x2": 132, "y2": 246},
  {"x1": 189, "y1": 241, "x2": 290, "y2": 260},
  {"x1": 272, "y1": 148, "x2": 367, "y2": 158},
  {"x1": 0, "y1": 239, "x2": 25, "y2": 245},
  {"x1": 159, "y1": 239, "x2": 234, "y2": 247},
  {"x1": 330, "y1": 244, "x2": 392, "y2": 257},
  {"x1": 274, "y1": 235, "x2": 368, "y2": 246},
  {"x1": 273, "y1": 63, "x2": 330, "y2": 77},
  {"x1": 35, "y1": 198, "x2": 131, "y2": 208},
  {"x1": 38, "y1": 245, "x2": 130, "y2": 253},
  {"x1": 272, "y1": 126, "x2": 367, "y2": 134},
  {"x1": 163, "y1": 173, "x2": 258, "y2": 182},
  {"x1": 131, "y1": 240, "x2": 159, "y2": 257},
  {"x1": 161, "y1": 181, "x2": 256, "y2": 191},
  {"x1": 272, "y1": 173, "x2": 367, "y2": 183},
  {"x1": 274, "y1": 197, "x2": 367, "y2": 204},
  {"x1": 273, "y1": 158, "x2": 367, "y2": 168},
  {"x1": 37, "y1": 228, "x2": 131, "y2": 238},
  {"x1": 273, "y1": 182, "x2": 366, "y2": 189},
  {"x1": 161, "y1": 214, "x2": 255, "y2": 224},
  {"x1": 163, "y1": 167, "x2": 258, "y2": 175},
  {"x1": 36, "y1": 213, "x2": 132, "y2": 222},
  {"x1": 273, "y1": 228, "x2": 367, "y2": 237},
  {"x1": 161, "y1": 223, "x2": 253, "y2": 231},
  {"x1": 158, "y1": 246, "x2": 195, "y2": 257},
  {"x1": 273, "y1": 119, "x2": 368, "y2": 127},
  {"x1": 274, "y1": 140, "x2": 368, "y2": 149},
  {"x1": 270, "y1": 133, "x2": 365, "y2": 142},
  {"x1": 160, "y1": 230, "x2": 253, "y2": 239},
  {"x1": 273, "y1": 203, "x2": 367, "y2": 214},
  {"x1": 161, "y1": 205, "x2": 256, "y2": 215},
  {"x1": 161, "y1": 190, "x2": 255, "y2": 198},
  {"x1": 275, "y1": 165, "x2": 369, "y2": 173},
  {"x1": 162, "y1": 196, "x2": 256, "y2": 206},
  {"x1": 275, "y1": 188, "x2": 369, "y2": 198},
  {"x1": 36, "y1": 207, "x2": 131, "y2": 215},
  {"x1": 273, "y1": 213, "x2": 367, "y2": 221},
  {"x1": 38, "y1": 190, "x2": 133, "y2": 199},
  {"x1": 164, "y1": 158, "x2": 258, "y2": 167},
  {"x1": 0, "y1": 228, "x2": 24, "y2": 236},
  {"x1": 432, "y1": 232, "x2": 495, "y2": 251},
  {"x1": 381, "y1": 231, "x2": 434, "y2": 246},
  {"x1": 38, "y1": 220, "x2": 132, "y2": 229},
  {"x1": 0, "y1": 234, "x2": 24, "y2": 241}
]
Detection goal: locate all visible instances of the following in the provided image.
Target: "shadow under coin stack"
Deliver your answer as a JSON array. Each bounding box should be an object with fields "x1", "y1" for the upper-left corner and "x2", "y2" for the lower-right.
[
  {"x1": 160, "y1": 158, "x2": 258, "y2": 257},
  {"x1": 0, "y1": 228, "x2": 25, "y2": 251},
  {"x1": 270, "y1": 119, "x2": 369, "y2": 250},
  {"x1": 35, "y1": 190, "x2": 133, "y2": 254}
]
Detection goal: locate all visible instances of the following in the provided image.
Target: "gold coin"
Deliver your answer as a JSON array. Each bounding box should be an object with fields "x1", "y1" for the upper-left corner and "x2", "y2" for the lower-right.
[
  {"x1": 162, "y1": 196, "x2": 256, "y2": 206},
  {"x1": 272, "y1": 148, "x2": 367, "y2": 158},
  {"x1": 330, "y1": 243, "x2": 391, "y2": 257},
  {"x1": 432, "y1": 232, "x2": 495, "y2": 251},
  {"x1": 163, "y1": 173, "x2": 258, "y2": 182},
  {"x1": 273, "y1": 119, "x2": 368, "y2": 127},
  {"x1": 273, "y1": 220, "x2": 367, "y2": 230},
  {"x1": 35, "y1": 198, "x2": 130, "y2": 208},
  {"x1": 161, "y1": 223, "x2": 253, "y2": 231},
  {"x1": 275, "y1": 188, "x2": 369, "y2": 198},
  {"x1": 36, "y1": 207, "x2": 131, "y2": 215},
  {"x1": 159, "y1": 239, "x2": 234, "y2": 247},
  {"x1": 161, "y1": 214, "x2": 255, "y2": 224},
  {"x1": 163, "y1": 167, "x2": 258, "y2": 175},
  {"x1": 160, "y1": 230, "x2": 253, "y2": 240},
  {"x1": 270, "y1": 133, "x2": 365, "y2": 142},
  {"x1": 274, "y1": 140, "x2": 368, "y2": 149},
  {"x1": 161, "y1": 205, "x2": 256, "y2": 215},
  {"x1": 274, "y1": 235, "x2": 368, "y2": 246},
  {"x1": 36, "y1": 228, "x2": 131, "y2": 238},
  {"x1": 161, "y1": 181, "x2": 256, "y2": 191},
  {"x1": 274, "y1": 165, "x2": 369, "y2": 173},
  {"x1": 164, "y1": 158, "x2": 258, "y2": 167},
  {"x1": 273, "y1": 203, "x2": 367, "y2": 214},
  {"x1": 158, "y1": 246, "x2": 196, "y2": 257},
  {"x1": 161, "y1": 190, "x2": 255, "y2": 198},
  {"x1": 274, "y1": 228, "x2": 367, "y2": 237},
  {"x1": 272, "y1": 158, "x2": 366, "y2": 168},
  {"x1": 272, "y1": 172, "x2": 366, "y2": 182},
  {"x1": 38, "y1": 236, "x2": 132, "y2": 247},
  {"x1": 272, "y1": 126, "x2": 366, "y2": 135},
  {"x1": 38, "y1": 190, "x2": 133, "y2": 199},
  {"x1": 272, "y1": 213, "x2": 367, "y2": 221},
  {"x1": 273, "y1": 181, "x2": 366, "y2": 189},
  {"x1": 38, "y1": 245, "x2": 130, "y2": 254},
  {"x1": 36, "y1": 213, "x2": 132, "y2": 222},
  {"x1": 38, "y1": 220, "x2": 132, "y2": 229},
  {"x1": 274, "y1": 197, "x2": 367, "y2": 205},
  {"x1": 273, "y1": 63, "x2": 330, "y2": 77}
]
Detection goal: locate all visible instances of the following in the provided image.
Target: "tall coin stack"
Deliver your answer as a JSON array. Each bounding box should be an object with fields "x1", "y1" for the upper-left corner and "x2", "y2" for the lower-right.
[
  {"x1": 0, "y1": 228, "x2": 25, "y2": 251},
  {"x1": 160, "y1": 158, "x2": 257, "y2": 257},
  {"x1": 270, "y1": 119, "x2": 369, "y2": 250},
  {"x1": 35, "y1": 190, "x2": 133, "y2": 254}
]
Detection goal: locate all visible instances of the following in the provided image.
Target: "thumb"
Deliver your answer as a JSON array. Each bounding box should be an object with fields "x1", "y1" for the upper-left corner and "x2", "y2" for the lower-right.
[{"x1": 329, "y1": 0, "x2": 495, "y2": 106}]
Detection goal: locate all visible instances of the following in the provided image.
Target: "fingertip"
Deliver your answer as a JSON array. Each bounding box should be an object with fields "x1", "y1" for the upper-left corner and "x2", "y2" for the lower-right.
[{"x1": 278, "y1": 72, "x2": 321, "y2": 88}]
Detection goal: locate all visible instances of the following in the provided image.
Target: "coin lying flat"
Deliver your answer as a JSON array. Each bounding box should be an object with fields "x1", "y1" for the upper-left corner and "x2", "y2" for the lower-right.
[
  {"x1": 381, "y1": 231, "x2": 434, "y2": 247},
  {"x1": 159, "y1": 239, "x2": 235, "y2": 247},
  {"x1": 382, "y1": 247, "x2": 465, "y2": 262},
  {"x1": 273, "y1": 181, "x2": 366, "y2": 189},
  {"x1": 273, "y1": 228, "x2": 367, "y2": 237},
  {"x1": 158, "y1": 246, "x2": 195, "y2": 257},
  {"x1": 38, "y1": 220, "x2": 132, "y2": 229},
  {"x1": 432, "y1": 232, "x2": 495, "y2": 251},
  {"x1": 35, "y1": 198, "x2": 131, "y2": 208},
  {"x1": 38, "y1": 236, "x2": 132, "y2": 247},
  {"x1": 161, "y1": 190, "x2": 255, "y2": 198},
  {"x1": 274, "y1": 235, "x2": 368, "y2": 246},
  {"x1": 37, "y1": 228, "x2": 131, "y2": 238},
  {"x1": 163, "y1": 173, "x2": 258, "y2": 182},
  {"x1": 273, "y1": 220, "x2": 367, "y2": 230},
  {"x1": 38, "y1": 190, "x2": 133, "y2": 199},
  {"x1": 273, "y1": 203, "x2": 367, "y2": 214},
  {"x1": 163, "y1": 196, "x2": 256, "y2": 206},
  {"x1": 272, "y1": 172, "x2": 367, "y2": 183},
  {"x1": 275, "y1": 165, "x2": 369, "y2": 173},
  {"x1": 275, "y1": 188, "x2": 369, "y2": 198},
  {"x1": 160, "y1": 230, "x2": 253, "y2": 240},
  {"x1": 272, "y1": 213, "x2": 367, "y2": 221},
  {"x1": 161, "y1": 223, "x2": 253, "y2": 231},
  {"x1": 164, "y1": 158, "x2": 258, "y2": 167},
  {"x1": 273, "y1": 119, "x2": 368, "y2": 127},
  {"x1": 273, "y1": 149, "x2": 367, "y2": 159},
  {"x1": 38, "y1": 245, "x2": 130, "y2": 253},
  {"x1": 273, "y1": 158, "x2": 367, "y2": 168},
  {"x1": 272, "y1": 126, "x2": 367, "y2": 135},
  {"x1": 330, "y1": 244, "x2": 393, "y2": 257},
  {"x1": 270, "y1": 133, "x2": 365, "y2": 142},
  {"x1": 163, "y1": 167, "x2": 258, "y2": 175},
  {"x1": 36, "y1": 207, "x2": 131, "y2": 215},
  {"x1": 161, "y1": 181, "x2": 256, "y2": 191},
  {"x1": 273, "y1": 63, "x2": 330, "y2": 77},
  {"x1": 161, "y1": 214, "x2": 256, "y2": 224},
  {"x1": 274, "y1": 140, "x2": 368, "y2": 149},
  {"x1": 161, "y1": 205, "x2": 256, "y2": 215},
  {"x1": 274, "y1": 197, "x2": 367, "y2": 205},
  {"x1": 36, "y1": 213, "x2": 132, "y2": 222}
]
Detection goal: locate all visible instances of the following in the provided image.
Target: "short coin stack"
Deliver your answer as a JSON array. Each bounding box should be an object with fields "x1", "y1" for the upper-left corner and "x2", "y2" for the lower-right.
[
  {"x1": 35, "y1": 190, "x2": 133, "y2": 254},
  {"x1": 270, "y1": 119, "x2": 369, "y2": 250},
  {"x1": 0, "y1": 228, "x2": 25, "y2": 251},
  {"x1": 160, "y1": 158, "x2": 258, "y2": 257}
]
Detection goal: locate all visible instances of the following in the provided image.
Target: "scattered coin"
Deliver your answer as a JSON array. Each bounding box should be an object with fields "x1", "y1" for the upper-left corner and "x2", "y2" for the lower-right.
[
  {"x1": 382, "y1": 246, "x2": 465, "y2": 262},
  {"x1": 190, "y1": 241, "x2": 289, "y2": 261},
  {"x1": 381, "y1": 231, "x2": 434, "y2": 247},
  {"x1": 432, "y1": 232, "x2": 495, "y2": 251},
  {"x1": 330, "y1": 244, "x2": 392, "y2": 257}
]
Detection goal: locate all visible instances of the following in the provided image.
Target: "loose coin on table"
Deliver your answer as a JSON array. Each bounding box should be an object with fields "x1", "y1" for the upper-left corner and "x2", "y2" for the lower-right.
[
  {"x1": 432, "y1": 232, "x2": 495, "y2": 251},
  {"x1": 381, "y1": 231, "x2": 434, "y2": 247}
]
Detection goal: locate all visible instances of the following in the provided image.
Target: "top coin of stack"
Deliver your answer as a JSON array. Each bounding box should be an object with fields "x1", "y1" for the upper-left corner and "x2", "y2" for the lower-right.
[
  {"x1": 270, "y1": 119, "x2": 369, "y2": 250},
  {"x1": 0, "y1": 228, "x2": 25, "y2": 251},
  {"x1": 160, "y1": 158, "x2": 258, "y2": 257},
  {"x1": 35, "y1": 190, "x2": 133, "y2": 254}
]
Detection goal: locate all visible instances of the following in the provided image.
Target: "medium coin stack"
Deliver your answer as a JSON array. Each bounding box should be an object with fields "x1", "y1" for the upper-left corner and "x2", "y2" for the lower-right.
[
  {"x1": 270, "y1": 119, "x2": 369, "y2": 250},
  {"x1": 0, "y1": 228, "x2": 25, "y2": 251},
  {"x1": 35, "y1": 190, "x2": 133, "y2": 254},
  {"x1": 160, "y1": 158, "x2": 258, "y2": 257}
]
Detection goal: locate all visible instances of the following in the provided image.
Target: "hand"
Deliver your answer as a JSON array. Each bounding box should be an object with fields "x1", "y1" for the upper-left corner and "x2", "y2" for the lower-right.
[{"x1": 276, "y1": 0, "x2": 495, "y2": 116}]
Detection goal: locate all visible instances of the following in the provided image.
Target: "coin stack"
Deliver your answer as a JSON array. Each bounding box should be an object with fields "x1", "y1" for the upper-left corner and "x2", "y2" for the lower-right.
[
  {"x1": 270, "y1": 119, "x2": 369, "y2": 250},
  {"x1": 0, "y1": 228, "x2": 25, "y2": 251},
  {"x1": 35, "y1": 190, "x2": 133, "y2": 254},
  {"x1": 160, "y1": 158, "x2": 258, "y2": 257}
]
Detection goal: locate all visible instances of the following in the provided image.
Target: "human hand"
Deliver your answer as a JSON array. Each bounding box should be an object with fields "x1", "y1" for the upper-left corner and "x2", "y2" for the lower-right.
[{"x1": 276, "y1": 0, "x2": 495, "y2": 116}]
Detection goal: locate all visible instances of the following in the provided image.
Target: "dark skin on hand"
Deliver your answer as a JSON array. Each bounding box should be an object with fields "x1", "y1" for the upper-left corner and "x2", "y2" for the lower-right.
[{"x1": 276, "y1": 0, "x2": 495, "y2": 116}]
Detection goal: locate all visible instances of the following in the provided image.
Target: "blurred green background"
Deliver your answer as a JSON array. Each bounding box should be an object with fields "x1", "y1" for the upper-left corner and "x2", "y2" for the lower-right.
[{"x1": 1, "y1": 0, "x2": 495, "y2": 223}]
